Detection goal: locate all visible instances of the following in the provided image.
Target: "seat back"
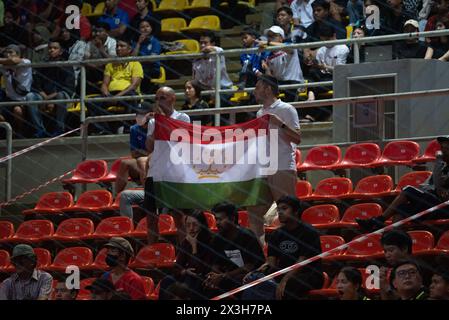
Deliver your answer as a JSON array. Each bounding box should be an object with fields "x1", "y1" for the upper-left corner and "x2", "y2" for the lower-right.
[
  {"x1": 422, "y1": 139, "x2": 441, "y2": 158},
  {"x1": 381, "y1": 141, "x2": 420, "y2": 161},
  {"x1": 94, "y1": 217, "x2": 134, "y2": 236},
  {"x1": 296, "y1": 180, "x2": 312, "y2": 198},
  {"x1": 161, "y1": 17, "x2": 187, "y2": 32},
  {"x1": 158, "y1": 0, "x2": 187, "y2": 10},
  {"x1": 395, "y1": 171, "x2": 432, "y2": 191},
  {"x1": 77, "y1": 278, "x2": 96, "y2": 300},
  {"x1": 301, "y1": 205, "x2": 340, "y2": 225},
  {"x1": 353, "y1": 175, "x2": 393, "y2": 194},
  {"x1": 303, "y1": 145, "x2": 342, "y2": 167},
  {"x1": 176, "y1": 39, "x2": 200, "y2": 52},
  {"x1": 159, "y1": 214, "x2": 177, "y2": 234},
  {"x1": 34, "y1": 248, "x2": 52, "y2": 268},
  {"x1": 94, "y1": 2, "x2": 105, "y2": 14},
  {"x1": 343, "y1": 143, "x2": 381, "y2": 164},
  {"x1": 81, "y1": 2, "x2": 92, "y2": 15},
  {"x1": 0, "y1": 221, "x2": 14, "y2": 239},
  {"x1": 134, "y1": 218, "x2": 147, "y2": 233},
  {"x1": 341, "y1": 203, "x2": 383, "y2": 223},
  {"x1": 0, "y1": 250, "x2": 10, "y2": 268},
  {"x1": 345, "y1": 234, "x2": 383, "y2": 256},
  {"x1": 408, "y1": 231, "x2": 435, "y2": 252},
  {"x1": 34, "y1": 192, "x2": 74, "y2": 210},
  {"x1": 93, "y1": 248, "x2": 109, "y2": 270},
  {"x1": 188, "y1": 15, "x2": 220, "y2": 30},
  {"x1": 314, "y1": 178, "x2": 353, "y2": 196},
  {"x1": 73, "y1": 160, "x2": 108, "y2": 180},
  {"x1": 142, "y1": 276, "x2": 155, "y2": 299},
  {"x1": 203, "y1": 212, "x2": 218, "y2": 231},
  {"x1": 436, "y1": 231, "x2": 449, "y2": 250},
  {"x1": 108, "y1": 158, "x2": 124, "y2": 178},
  {"x1": 188, "y1": 0, "x2": 211, "y2": 7},
  {"x1": 54, "y1": 218, "x2": 95, "y2": 238},
  {"x1": 238, "y1": 210, "x2": 249, "y2": 228},
  {"x1": 295, "y1": 149, "x2": 301, "y2": 166},
  {"x1": 320, "y1": 235, "x2": 345, "y2": 255},
  {"x1": 52, "y1": 247, "x2": 93, "y2": 268},
  {"x1": 15, "y1": 220, "x2": 54, "y2": 240},
  {"x1": 75, "y1": 190, "x2": 113, "y2": 208},
  {"x1": 133, "y1": 243, "x2": 176, "y2": 268}
]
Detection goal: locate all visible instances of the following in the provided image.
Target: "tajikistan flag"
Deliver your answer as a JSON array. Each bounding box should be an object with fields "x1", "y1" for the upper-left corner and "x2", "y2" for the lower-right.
[{"x1": 149, "y1": 114, "x2": 278, "y2": 209}]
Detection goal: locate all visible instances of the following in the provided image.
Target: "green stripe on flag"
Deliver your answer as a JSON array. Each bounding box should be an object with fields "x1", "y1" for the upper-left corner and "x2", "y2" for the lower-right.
[{"x1": 153, "y1": 178, "x2": 272, "y2": 209}]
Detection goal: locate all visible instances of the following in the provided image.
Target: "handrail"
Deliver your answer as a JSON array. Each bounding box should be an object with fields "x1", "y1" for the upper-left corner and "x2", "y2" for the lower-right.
[{"x1": 0, "y1": 123, "x2": 12, "y2": 204}]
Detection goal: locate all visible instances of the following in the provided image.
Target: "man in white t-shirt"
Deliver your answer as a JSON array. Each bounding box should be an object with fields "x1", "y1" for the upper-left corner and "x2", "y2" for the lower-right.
[
  {"x1": 144, "y1": 86, "x2": 190, "y2": 245},
  {"x1": 290, "y1": 0, "x2": 316, "y2": 29},
  {"x1": 0, "y1": 44, "x2": 33, "y2": 138},
  {"x1": 248, "y1": 75, "x2": 301, "y2": 244}
]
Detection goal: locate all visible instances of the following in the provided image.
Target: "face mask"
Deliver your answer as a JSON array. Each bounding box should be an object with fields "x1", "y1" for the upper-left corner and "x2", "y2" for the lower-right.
[
  {"x1": 136, "y1": 114, "x2": 147, "y2": 126},
  {"x1": 105, "y1": 254, "x2": 120, "y2": 267}
]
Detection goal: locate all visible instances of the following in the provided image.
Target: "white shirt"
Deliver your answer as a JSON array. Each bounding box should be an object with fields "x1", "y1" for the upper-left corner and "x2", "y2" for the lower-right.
[
  {"x1": 192, "y1": 46, "x2": 233, "y2": 89},
  {"x1": 290, "y1": 0, "x2": 315, "y2": 28},
  {"x1": 87, "y1": 36, "x2": 117, "y2": 59},
  {"x1": 316, "y1": 44, "x2": 349, "y2": 74},
  {"x1": 1, "y1": 58, "x2": 32, "y2": 101},
  {"x1": 257, "y1": 99, "x2": 300, "y2": 171},
  {"x1": 267, "y1": 49, "x2": 304, "y2": 82}
]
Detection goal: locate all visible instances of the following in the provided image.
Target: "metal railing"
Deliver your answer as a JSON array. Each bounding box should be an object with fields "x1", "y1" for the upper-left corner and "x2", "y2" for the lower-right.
[{"x1": 0, "y1": 123, "x2": 12, "y2": 203}]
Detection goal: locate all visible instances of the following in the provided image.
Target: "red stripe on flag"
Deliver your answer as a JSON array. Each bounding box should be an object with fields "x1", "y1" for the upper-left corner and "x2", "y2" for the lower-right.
[{"x1": 154, "y1": 114, "x2": 271, "y2": 144}]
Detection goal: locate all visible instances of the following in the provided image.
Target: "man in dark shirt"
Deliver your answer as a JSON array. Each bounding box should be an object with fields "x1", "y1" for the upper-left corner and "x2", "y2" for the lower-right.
[
  {"x1": 393, "y1": 20, "x2": 428, "y2": 59},
  {"x1": 305, "y1": 0, "x2": 346, "y2": 42},
  {"x1": 390, "y1": 260, "x2": 428, "y2": 300},
  {"x1": 380, "y1": 0, "x2": 415, "y2": 35}
]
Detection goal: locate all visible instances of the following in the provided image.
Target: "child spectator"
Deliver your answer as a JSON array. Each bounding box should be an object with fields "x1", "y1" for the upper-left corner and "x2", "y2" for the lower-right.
[
  {"x1": 98, "y1": 0, "x2": 130, "y2": 38},
  {"x1": 181, "y1": 80, "x2": 212, "y2": 126}
]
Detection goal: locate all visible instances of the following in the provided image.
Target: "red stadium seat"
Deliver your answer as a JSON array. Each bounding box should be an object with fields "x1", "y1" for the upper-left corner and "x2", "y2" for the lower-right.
[
  {"x1": 331, "y1": 143, "x2": 381, "y2": 170},
  {"x1": 46, "y1": 218, "x2": 95, "y2": 242},
  {"x1": 203, "y1": 211, "x2": 218, "y2": 232},
  {"x1": 371, "y1": 141, "x2": 420, "y2": 167},
  {"x1": 297, "y1": 145, "x2": 342, "y2": 172},
  {"x1": 2, "y1": 220, "x2": 54, "y2": 243},
  {"x1": 320, "y1": 235, "x2": 346, "y2": 260},
  {"x1": 238, "y1": 210, "x2": 249, "y2": 228},
  {"x1": 295, "y1": 149, "x2": 302, "y2": 171},
  {"x1": 22, "y1": 192, "x2": 74, "y2": 216},
  {"x1": 390, "y1": 171, "x2": 432, "y2": 196},
  {"x1": 336, "y1": 203, "x2": 383, "y2": 228},
  {"x1": 129, "y1": 243, "x2": 176, "y2": 269},
  {"x1": 86, "y1": 217, "x2": 134, "y2": 240},
  {"x1": 308, "y1": 273, "x2": 338, "y2": 297},
  {"x1": 328, "y1": 234, "x2": 383, "y2": 262},
  {"x1": 63, "y1": 190, "x2": 113, "y2": 213},
  {"x1": 412, "y1": 139, "x2": 440, "y2": 164},
  {"x1": 307, "y1": 272, "x2": 331, "y2": 296},
  {"x1": 408, "y1": 231, "x2": 435, "y2": 254},
  {"x1": 77, "y1": 278, "x2": 96, "y2": 300},
  {"x1": 34, "y1": 248, "x2": 52, "y2": 269},
  {"x1": 99, "y1": 158, "x2": 129, "y2": 183},
  {"x1": 301, "y1": 205, "x2": 340, "y2": 228},
  {"x1": 45, "y1": 247, "x2": 94, "y2": 272},
  {"x1": 0, "y1": 250, "x2": 12, "y2": 272},
  {"x1": 159, "y1": 214, "x2": 177, "y2": 236},
  {"x1": 303, "y1": 178, "x2": 353, "y2": 201},
  {"x1": 149, "y1": 281, "x2": 160, "y2": 300},
  {"x1": 130, "y1": 218, "x2": 147, "y2": 239},
  {"x1": 264, "y1": 217, "x2": 280, "y2": 234},
  {"x1": 62, "y1": 160, "x2": 108, "y2": 184},
  {"x1": 84, "y1": 248, "x2": 109, "y2": 271},
  {"x1": 342, "y1": 175, "x2": 393, "y2": 200},
  {"x1": 296, "y1": 180, "x2": 313, "y2": 198},
  {"x1": 0, "y1": 221, "x2": 14, "y2": 240},
  {"x1": 143, "y1": 276, "x2": 155, "y2": 300},
  {"x1": 417, "y1": 231, "x2": 449, "y2": 256}
]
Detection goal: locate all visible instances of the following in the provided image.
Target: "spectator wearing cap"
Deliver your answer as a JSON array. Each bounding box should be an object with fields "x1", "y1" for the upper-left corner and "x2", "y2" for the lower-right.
[
  {"x1": 357, "y1": 136, "x2": 449, "y2": 232},
  {"x1": 259, "y1": 26, "x2": 304, "y2": 102},
  {"x1": 0, "y1": 44, "x2": 32, "y2": 138},
  {"x1": 305, "y1": 0, "x2": 346, "y2": 42},
  {"x1": 425, "y1": 17, "x2": 449, "y2": 60},
  {"x1": 429, "y1": 264, "x2": 449, "y2": 299},
  {"x1": 0, "y1": 244, "x2": 53, "y2": 300},
  {"x1": 101, "y1": 237, "x2": 146, "y2": 300},
  {"x1": 390, "y1": 260, "x2": 428, "y2": 300},
  {"x1": 98, "y1": 0, "x2": 129, "y2": 38},
  {"x1": 393, "y1": 20, "x2": 428, "y2": 59}
]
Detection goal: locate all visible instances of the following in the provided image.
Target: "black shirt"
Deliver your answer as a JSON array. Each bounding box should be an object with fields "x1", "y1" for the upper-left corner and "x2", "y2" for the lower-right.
[
  {"x1": 181, "y1": 99, "x2": 212, "y2": 126},
  {"x1": 393, "y1": 41, "x2": 428, "y2": 59},
  {"x1": 176, "y1": 236, "x2": 215, "y2": 277},
  {"x1": 430, "y1": 40, "x2": 449, "y2": 59},
  {"x1": 305, "y1": 18, "x2": 347, "y2": 42}
]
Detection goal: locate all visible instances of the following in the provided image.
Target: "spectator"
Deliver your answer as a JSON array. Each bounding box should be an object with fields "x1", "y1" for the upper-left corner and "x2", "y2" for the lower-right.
[
  {"x1": 347, "y1": 25, "x2": 367, "y2": 63},
  {"x1": 336, "y1": 267, "x2": 369, "y2": 300},
  {"x1": 305, "y1": 0, "x2": 346, "y2": 41},
  {"x1": 276, "y1": 6, "x2": 308, "y2": 44},
  {"x1": 131, "y1": 18, "x2": 161, "y2": 94},
  {"x1": 260, "y1": 26, "x2": 304, "y2": 102},
  {"x1": 0, "y1": 244, "x2": 53, "y2": 300},
  {"x1": 356, "y1": 136, "x2": 449, "y2": 232},
  {"x1": 247, "y1": 75, "x2": 301, "y2": 244},
  {"x1": 98, "y1": 0, "x2": 130, "y2": 38},
  {"x1": 59, "y1": 27, "x2": 89, "y2": 88},
  {"x1": 51, "y1": 0, "x2": 92, "y2": 41},
  {"x1": 128, "y1": 0, "x2": 160, "y2": 40},
  {"x1": 89, "y1": 36, "x2": 143, "y2": 134},
  {"x1": 390, "y1": 260, "x2": 428, "y2": 300},
  {"x1": 347, "y1": 0, "x2": 365, "y2": 26},
  {"x1": 0, "y1": 44, "x2": 32, "y2": 138},
  {"x1": 144, "y1": 86, "x2": 190, "y2": 244},
  {"x1": 429, "y1": 265, "x2": 449, "y2": 299},
  {"x1": 26, "y1": 40, "x2": 75, "y2": 138},
  {"x1": 425, "y1": 0, "x2": 449, "y2": 40},
  {"x1": 393, "y1": 20, "x2": 428, "y2": 59},
  {"x1": 0, "y1": 8, "x2": 29, "y2": 48},
  {"x1": 290, "y1": 0, "x2": 316, "y2": 29},
  {"x1": 102, "y1": 237, "x2": 146, "y2": 300},
  {"x1": 425, "y1": 17, "x2": 449, "y2": 59},
  {"x1": 53, "y1": 281, "x2": 78, "y2": 300},
  {"x1": 204, "y1": 202, "x2": 265, "y2": 297},
  {"x1": 29, "y1": 25, "x2": 51, "y2": 63},
  {"x1": 181, "y1": 80, "x2": 212, "y2": 126},
  {"x1": 86, "y1": 278, "x2": 119, "y2": 300},
  {"x1": 381, "y1": 0, "x2": 415, "y2": 35}
]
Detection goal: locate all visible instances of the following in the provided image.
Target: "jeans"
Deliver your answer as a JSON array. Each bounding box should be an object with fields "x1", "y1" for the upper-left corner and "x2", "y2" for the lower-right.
[{"x1": 119, "y1": 189, "x2": 144, "y2": 219}]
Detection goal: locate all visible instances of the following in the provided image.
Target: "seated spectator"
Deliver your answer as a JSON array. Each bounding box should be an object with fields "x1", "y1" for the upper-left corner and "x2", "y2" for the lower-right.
[
  {"x1": 381, "y1": 0, "x2": 415, "y2": 35},
  {"x1": 0, "y1": 44, "x2": 32, "y2": 138},
  {"x1": 101, "y1": 237, "x2": 146, "y2": 300},
  {"x1": 86, "y1": 278, "x2": 130, "y2": 300},
  {"x1": 119, "y1": 189, "x2": 144, "y2": 219},
  {"x1": 276, "y1": 6, "x2": 308, "y2": 44},
  {"x1": 26, "y1": 41, "x2": 75, "y2": 138},
  {"x1": 159, "y1": 210, "x2": 215, "y2": 300},
  {"x1": 357, "y1": 136, "x2": 449, "y2": 232},
  {"x1": 131, "y1": 18, "x2": 161, "y2": 94},
  {"x1": 204, "y1": 202, "x2": 265, "y2": 297},
  {"x1": 98, "y1": 0, "x2": 129, "y2": 38},
  {"x1": 51, "y1": 0, "x2": 92, "y2": 42},
  {"x1": 59, "y1": 27, "x2": 89, "y2": 88},
  {"x1": 181, "y1": 80, "x2": 213, "y2": 126},
  {"x1": 347, "y1": 0, "x2": 365, "y2": 26},
  {"x1": 89, "y1": 36, "x2": 143, "y2": 134},
  {"x1": 29, "y1": 25, "x2": 51, "y2": 63},
  {"x1": 53, "y1": 281, "x2": 78, "y2": 300},
  {"x1": 305, "y1": 0, "x2": 346, "y2": 41},
  {"x1": 128, "y1": 0, "x2": 160, "y2": 40},
  {"x1": 393, "y1": 20, "x2": 428, "y2": 59},
  {"x1": 429, "y1": 263, "x2": 449, "y2": 300},
  {"x1": 0, "y1": 8, "x2": 28, "y2": 49},
  {"x1": 336, "y1": 267, "x2": 369, "y2": 300},
  {"x1": 347, "y1": 25, "x2": 367, "y2": 63},
  {"x1": 425, "y1": 0, "x2": 449, "y2": 41},
  {"x1": 0, "y1": 244, "x2": 53, "y2": 300},
  {"x1": 390, "y1": 259, "x2": 428, "y2": 300},
  {"x1": 260, "y1": 26, "x2": 304, "y2": 102},
  {"x1": 425, "y1": 17, "x2": 449, "y2": 60},
  {"x1": 290, "y1": 0, "x2": 315, "y2": 29}
]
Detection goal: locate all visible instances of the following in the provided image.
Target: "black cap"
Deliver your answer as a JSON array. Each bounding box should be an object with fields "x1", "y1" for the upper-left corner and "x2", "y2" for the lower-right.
[
  {"x1": 86, "y1": 278, "x2": 115, "y2": 293},
  {"x1": 437, "y1": 136, "x2": 449, "y2": 144}
]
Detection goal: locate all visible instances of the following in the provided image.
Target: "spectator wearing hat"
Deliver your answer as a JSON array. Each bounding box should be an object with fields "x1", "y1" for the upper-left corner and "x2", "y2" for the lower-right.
[
  {"x1": 357, "y1": 136, "x2": 449, "y2": 232},
  {"x1": 390, "y1": 260, "x2": 428, "y2": 300},
  {"x1": 98, "y1": 0, "x2": 129, "y2": 38},
  {"x1": 0, "y1": 244, "x2": 53, "y2": 300},
  {"x1": 101, "y1": 237, "x2": 146, "y2": 300},
  {"x1": 393, "y1": 20, "x2": 428, "y2": 59}
]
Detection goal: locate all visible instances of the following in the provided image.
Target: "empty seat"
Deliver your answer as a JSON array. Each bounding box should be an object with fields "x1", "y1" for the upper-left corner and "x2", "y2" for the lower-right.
[
  {"x1": 34, "y1": 248, "x2": 52, "y2": 269},
  {"x1": 307, "y1": 272, "x2": 338, "y2": 297},
  {"x1": 331, "y1": 143, "x2": 381, "y2": 170},
  {"x1": 0, "y1": 221, "x2": 14, "y2": 240},
  {"x1": 297, "y1": 145, "x2": 342, "y2": 172},
  {"x1": 62, "y1": 160, "x2": 108, "y2": 184},
  {"x1": 45, "y1": 247, "x2": 94, "y2": 272},
  {"x1": 342, "y1": 175, "x2": 393, "y2": 200},
  {"x1": 2, "y1": 220, "x2": 54, "y2": 243},
  {"x1": 320, "y1": 235, "x2": 346, "y2": 260},
  {"x1": 185, "y1": 0, "x2": 211, "y2": 11},
  {"x1": 98, "y1": 158, "x2": 127, "y2": 183},
  {"x1": 295, "y1": 180, "x2": 313, "y2": 198},
  {"x1": 295, "y1": 149, "x2": 302, "y2": 170},
  {"x1": 412, "y1": 139, "x2": 440, "y2": 164},
  {"x1": 130, "y1": 218, "x2": 147, "y2": 239},
  {"x1": 151, "y1": 66, "x2": 166, "y2": 85},
  {"x1": 180, "y1": 15, "x2": 221, "y2": 32},
  {"x1": 408, "y1": 230, "x2": 435, "y2": 254},
  {"x1": 47, "y1": 218, "x2": 95, "y2": 242},
  {"x1": 415, "y1": 230, "x2": 449, "y2": 256},
  {"x1": 160, "y1": 17, "x2": 187, "y2": 37},
  {"x1": 159, "y1": 214, "x2": 177, "y2": 236},
  {"x1": 371, "y1": 141, "x2": 420, "y2": 167},
  {"x1": 154, "y1": 0, "x2": 187, "y2": 14},
  {"x1": 336, "y1": 203, "x2": 383, "y2": 228},
  {"x1": 86, "y1": 217, "x2": 134, "y2": 240},
  {"x1": 391, "y1": 171, "x2": 432, "y2": 196},
  {"x1": 301, "y1": 205, "x2": 340, "y2": 228},
  {"x1": 63, "y1": 190, "x2": 113, "y2": 213},
  {"x1": 84, "y1": 248, "x2": 109, "y2": 271},
  {"x1": 328, "y1": 234, "x2": 383, "y2": 262},
  {"x1": 203, "y1": 211, "x2": 218, "y2": 232},
  {"x1": 129, "y1": 243, "x2": 176, "y2": 269},
  {"x1": 303, "y1": 178, "x2": 353, "y2": 201},
  {"x1": 238, "y1": 210, "x2": 249, "y2": 228},
  {"x1": 22, "y1": 192, "x2": 74, "y2": 216}
]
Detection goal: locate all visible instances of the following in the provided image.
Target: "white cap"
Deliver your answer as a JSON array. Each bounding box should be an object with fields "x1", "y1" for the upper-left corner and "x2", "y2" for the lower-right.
[
  {"x1": 404, "y1": 19, "x2": 419, "y2": 29},
  {"x1": 264, "y1": 25, "x2": 285, "y2": 38}
]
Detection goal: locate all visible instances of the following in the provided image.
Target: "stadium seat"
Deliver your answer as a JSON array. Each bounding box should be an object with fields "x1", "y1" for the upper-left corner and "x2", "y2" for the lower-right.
[
  {"x1": 159, "y1": 214, "x2": 177, "y2": 236},
  {"x1": 185, "y1": 0, "x2": 211, "y2": 11},
  {"x1": 295, "y1": 180, "x2": 313, "y2": 198},
  {"x1": 390, "y1": 171, "x2": 432, "y2": 196},
  {"x1": 81, "y1": 2, "x2": 92, "y2": 16},
  {"x1": 229, "y1": 86, "x2": 251, "y2": 103},
  {"x1": 220, "y1": 0, "x2": 255, "y2": 10},
  {"x1": 143, "y1": 276, "x2": 155, "y2": 300},
  {"x1": 130, "y1": 217, "x2": 147, "y2": 239},
  {"x1": 264, "y1": 217, "x2": 280, "y2": 234},
  {"x1": 34, "y1": 248, "x2": 52, "y2": 269},
  {"x1": 22, "y1": 192, "x2": 74, "y2": 216},
  {"x1": 342, "y1": 175, "x2": 394, "y2": 200},
  {"x1": 297, "y1": 145, "x2": 342, "y2": 172},
  {"x1": 370, "y1": 141, "x2": 420, "y2": 167},
  {"x1": 307, "y1": 272, "x2": 338, "y2": 297},
  {"x1": 328, "y1": 234, "x2": 383, "y2": 262},
  {"x1": 85, "y1": 2, "x2": 104, "y2": 17},
  {"x1": 412, "y1": 139, "x2": 440, "y2": 164},
  {"x1": 46, "y1": 218, "x2": 95, "y2": 242},
  {"x1": 336, "y1": 203, "x2": 383, "y2": 229},
  {"x1": 84, "y1": 248, "x2": 109, "y2": 271},
  {"x1": 154, "y1": 0, "x2": 187, "y2": 15},
  {"x1": 301, "y1": 205, "x2": 340, "y2": 229},
  {"x1": 408, "y1": 231, "x2": 435, "y2": 254},
  {"x1": 62, "y1": 190, "x2": 113, "y2": 214},
  {"x1": 302, "y1": 178, "x2": 353, "y2": 201},
  {"x1": 0, "y1": 250, "x2": 12, "y2": 272},
  {"x1": 0, "y1": 221, "x2": 14, "y2": 240},
  {"x1": 238, "y1": 210, "x2": 249, "y2": 228},
  {"x1": 129, "y1": 243, "x2": 176, "y2": 269},
  {"x1": 320, "y1": 235, "x2": 346, "y2": 260},
  {"x1": 77, "y1": 278, "x2": 96, "y2": 300},
  {"x1": 2, "y1": 220, "x2": 54, "y2": 243},
  {"x1": 180, "y1": 15, "x2": 221, "y2": 33},
  {"x1": 149, "y1": 281, "x2": 160, "y2": 300},
  {"x1": 164, "y1": 39, "x2": 200, "y2": 54},
  {"x1": 414, "y1": 230, "x2": 449, "y2": 256},
  {"x1": 160, "y1": 17, "x2": 187, "y2": 37},
  {"x1": 330, "y1": 143, "x2": 381, "y2": 170},
  {"x1": 86, "y1": 217, "x2": 134, "y2": 240},
  {"x1": 203, "y1": 211, "x2": 218, "y2": 232},
  {"x1": 45, "y1": 247, "x2": 94, "y2": 272},
  {"x1": 151, "y1": 66, "x2": 166, "y2": 84},
  {"x1": 295, "y1": 149, "x2": 302, "y2": 170},
  {"x1": 62, "y1": 160, "x2": 108, "y2": 184},
  {"x1": 98, "y1": 158, "x2": 127, "y2": 183}
]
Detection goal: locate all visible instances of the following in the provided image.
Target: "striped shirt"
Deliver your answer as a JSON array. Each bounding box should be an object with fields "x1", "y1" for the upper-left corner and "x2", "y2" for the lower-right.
[{"x1": 0, "y1": 269, "x2": 53, "y2": 300}]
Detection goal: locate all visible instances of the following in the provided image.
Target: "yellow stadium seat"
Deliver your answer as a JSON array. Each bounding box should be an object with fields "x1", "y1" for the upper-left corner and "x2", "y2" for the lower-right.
[
  {"x1": 150, "y1": 0, "x2": 157, "y2": 10},
  {"x1": 346, "y1": 25, "x2": 353, "y2": 39},
  {"x1": 67, "y1": 94, "x2": 100, "y2": 113},
  {"x1": 154, "y1": 0, "x2": 188, "y2": 15},
  {"x1": 230, "y1": 86, "x2": 250, "y2": 103},
  {"x1": 81, "y1": 3, "x2": 92, "y2": 16},
  {"x1": 86, "y1": 2, "x2": 105, "y2": 17},
  {"x1": 180, "y1": 15, "x2": 221, "y2": 33},
  {"x1": 150, "y1": 67, "x2": 166, "y2": 84},
  {"x1": 185, "y1": 0, "x2": 211, "y2": 11},
  {"x1": 297, "y1": 80, "x2": 308, "y2": 99},
  {"x1": 220, "y1": 0, "x2": 255, "y2": 10},
  {"x1": 164, "y1": 39, "x2": 200, "y2": 54},
  {"x1": 160, "y1": 18, "x2": 187, "y2": 37}
]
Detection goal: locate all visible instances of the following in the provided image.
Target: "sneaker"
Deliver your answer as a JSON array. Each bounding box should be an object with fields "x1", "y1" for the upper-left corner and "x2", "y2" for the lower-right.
[{"x1": 355, "y1": 217, "x2": 386, "y2": 232}]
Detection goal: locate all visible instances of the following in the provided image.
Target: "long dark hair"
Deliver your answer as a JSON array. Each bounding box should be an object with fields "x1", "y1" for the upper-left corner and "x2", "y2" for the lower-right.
[
  {"x1": 338, "y1": 267, "x2": 365, "y2": 299},
  {"x1": 186, "y1": 210, "x2": 212, "y2": 251}
]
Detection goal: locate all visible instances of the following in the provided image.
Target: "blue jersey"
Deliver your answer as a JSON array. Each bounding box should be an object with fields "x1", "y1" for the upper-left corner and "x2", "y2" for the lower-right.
[
  {"x1": 98, "y1": 8, "x2": 129, "y2": 30},
  {"x1": 240, "y1": 44, "x2": 269, "y2": 74},
  {"x1": 129, "y1": 124, "x2": 147, "y2": 152}
]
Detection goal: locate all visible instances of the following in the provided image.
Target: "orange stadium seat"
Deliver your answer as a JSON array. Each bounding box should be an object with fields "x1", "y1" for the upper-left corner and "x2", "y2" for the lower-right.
[
  {"x1": 238, "y1": 210, "x2": 249, "y2": 228},
  {"x1": 308, "y1": 272, "x2": 338, "y2": 297},
  {"x1": 301, "y1": 205, "x2": 340, "y2": 228},
  {"x1": 130, "y1": 218, "x2": 147, "y2": 239},
  {"x1": 45, "y1": 247, "x2": 94, "y2": 272},
  {"x1": 328, "y1": 234, "x2": 383, "y2": 262},
  {"x1": 203, "y1": 211, "x2": 218, "y2": 232},
  {"x1": 86, "y1": 217, "x2": 134, "y2": 240},
  {"x1": 99, "y1": 158, "x2": 128, "y2": 183},
  {"x1": 408, "y1": 230, "x2": 435, "y2": 254},
  {"x1": 302, "y1": 177, "x2": 353, "y2": 201},
  {"x1": 159, "y1": 214, "x2": 177, "y2": 236},
  {"x1": 320, "y1": 235, "x2": 346, "y2": 261},
  {"x1": 34, "y1": 248, "x2": 52, "y2": 269},
  {"x1": 0, "y1": 250, "x2": 12, "y2": 272},
  {"x1": 342, "y1": 175, "x2": 394, "y2": 200},
  {"x1": 84, "y1": 248, "x2": 110, "y2": 272},
  {"x1": 371, "y1": 141, "x2": 420, "y2": 167},
  {"x1": 149, "y1": 281, "x2": 161, "y2": 300},
  {"x1": 336, "y1": 203, "x2": 383, "y2": 229},
  {"x1": 415, "y1": 230, "x2": 449, "y2": 256},
  {"x1": 77, "y1": 278, "x2": 96, "y2": 300},
  {"x1": 129, "y1": 243, "x2": 176, "y2": 269},
  {"x1": 297, "y1": 145, "x2": 342, "y2": 172},
  {"x1": 1, "y1": 220, "x2": 54, "y2": 243},
  {"x1": 0, "y1": 221, "x2": 14, "y2": 240},
  {"x1": 22, "y1": 192, "x2": 74, "y2": 216},
  {"x1": 296, "y1": 180, "x2": 313, "y2": 198},
  {"x1": 412, "y1": 139, "x2": 440, "y2": 164},
  {"x1": 46, "y1": 218, "x2": 95, "y2": 242},
  {"x1": 62, "y1": 160, "x2": 108, "y2": 184},
  {"x1": 63, "y1": 190, "x2": 113, "y2": 214},
  {"x1": 390, "y1": 171, "x2": 432, "y2": 196},
  {"x1": 295, "y1": 149, "x2": 302, "y2": 170},
  {"x1": 143, "y1": 276, "x2": 155, "y2": 300},
  {"x1": 331, "y1": 143, "x2": 381, "y2": 170}
]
